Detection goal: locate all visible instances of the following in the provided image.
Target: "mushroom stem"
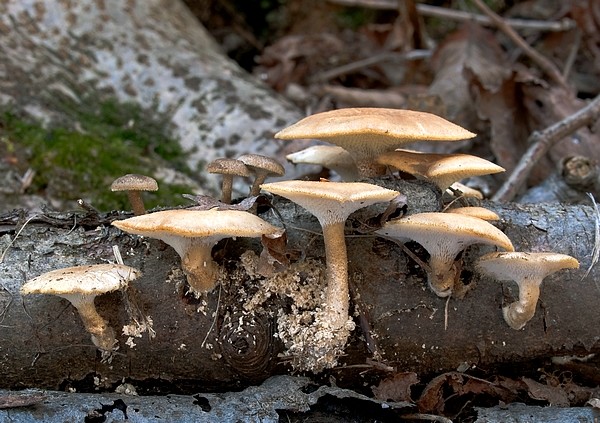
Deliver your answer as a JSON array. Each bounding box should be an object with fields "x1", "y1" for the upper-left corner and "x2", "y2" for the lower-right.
[
  {"x1": 354, "y1": 159, "x2": 387, "y2": 178},
  {"x1": 322, "y1": 222, "x2": 349, "y2": 328},
  {"x1": 503, "y1": 278, "x2": 541, "y2": 330},
  {"x1": 126, "y1": 191, "x2": 146, "y2": 215},
  {"x1": 181, "y1": 243, "x2": 219, "y2": 294},
  {"x1": 427, "y1": 255, "x2": 458, "y2": 298},
  {"x1": 69, "y1": 296, "x2": 117, "y2": 351},
  {"x1": 249, "y1": 173, "x2": 268, "y2": 197},
  {"x1": 221, "y1": 176, "x2": 234, "y2": 204}
]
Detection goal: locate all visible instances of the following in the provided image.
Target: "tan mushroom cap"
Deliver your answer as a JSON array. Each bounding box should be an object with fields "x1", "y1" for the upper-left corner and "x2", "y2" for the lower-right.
[
  {"x1": 276, "y1": 108, "x2": 476, "y2": 177},
  {"x1": 260, "y1": 180, "x2": 400, "y2": 224},
  {"x1": 21, "y1": 264, "x2": 140, "y2": 296},
  {"x1": 446, "y1": 206, "x2": 500, "y2": 221},
  {"x1": 376, "y1": 149, "x2": 504, "y2": 191},
  {"x1": 238, "y1": 153, "x2": 285, "y2": 197},
  {"x1": 112, "y1": 209, "x2": 281, "y2": 246},
  {"x1": 286, "y1": 145, "x2": 358, "y2": 181},
  {"x1": 207, "y1": 158, "x2": 251, "y2": 177},
  {"x1": 477, "y1": 252, "x2": 580, "y2": 282},
  {"x1": 110, "y1": 174, "x2": 158, "y2": 192}
]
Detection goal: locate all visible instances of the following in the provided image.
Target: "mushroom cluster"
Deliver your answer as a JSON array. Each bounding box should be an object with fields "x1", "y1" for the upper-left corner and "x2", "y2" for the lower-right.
[{"x1": 22, "y1": 107, "x2": 580, "y2": 373}]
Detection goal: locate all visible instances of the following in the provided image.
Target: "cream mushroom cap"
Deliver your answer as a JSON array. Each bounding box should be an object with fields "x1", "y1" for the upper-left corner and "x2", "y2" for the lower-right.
[
  {"x1": 446, "y1": 206, "x2": 500, "y2": 221},
  {"x1": 477, "y1": 252, "x2": 579, "y2": 329},
  {"x1": 376, "y1": 212, "x2": 514, "y2": 297},
  {"x1": 286, "y1": 145, "x2": 359, "y2": 181},
  {"x1": 376, "y1": 149, "x2": 504, "y2": 192},
  {"x1": 112, "y1": 209, "x2": 282, "y2": 294},
  {"x1": 21, "y1": 264, "x2": 141, "y2": 354},
  {"x1": 276, "y1": 108, "x2": 476, "y2": 177}
]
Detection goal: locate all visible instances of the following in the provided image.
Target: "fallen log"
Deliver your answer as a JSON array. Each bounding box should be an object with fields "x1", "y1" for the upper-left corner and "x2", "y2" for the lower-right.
[{"x1": 0, "y1": 179, "x2": 598, "y2": 390}]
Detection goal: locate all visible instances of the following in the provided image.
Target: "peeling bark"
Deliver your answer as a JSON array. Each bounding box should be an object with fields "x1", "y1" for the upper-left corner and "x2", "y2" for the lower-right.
[{"x1": 0, "y1": 179, "x2": 598, "y2": 390}]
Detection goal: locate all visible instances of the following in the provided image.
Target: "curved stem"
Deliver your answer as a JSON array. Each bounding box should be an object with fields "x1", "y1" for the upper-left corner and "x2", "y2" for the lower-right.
[
  {"x1": 427, "y1": 255, "x2": 457, "y2": 298},
  {"x1": 72, "y1": 298, "x2": 117, "y2": 352},
  {"x1": 182, "y1": 244, "x2": 219, "y2": 294},
  {"x1": 503, "y1": 279, "x2": 541, "y2": 330},
  {"x1": 322, "y1": 222, "x2": 349, "y2": 330}
]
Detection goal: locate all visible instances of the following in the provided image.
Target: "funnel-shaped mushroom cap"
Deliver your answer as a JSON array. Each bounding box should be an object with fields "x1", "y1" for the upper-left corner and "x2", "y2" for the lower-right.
[
  {"x1": 112, "y1": 209, "x2": 281, "y2": 256},
  {"x1": 477, "y1": 252, "x2": 580, "y2": 282},
  {"x1": 276, "y1": 108, "x2": 476, "y2": 177},
  {"x1": 286, "y1": 146, "x2": 358, "y2": 181},
  {"x1": 376, "y1": 212, "x2": 514, "y2": 253},
  {"x1": 261, "y1": 180, "x2": 399, "y2": 224},
  {"x1": 21, "y1": 264, "x2": 140, "y2": 298},
  {"x1": 376, "y1": 149, "x2": 504, "y2": 191}
]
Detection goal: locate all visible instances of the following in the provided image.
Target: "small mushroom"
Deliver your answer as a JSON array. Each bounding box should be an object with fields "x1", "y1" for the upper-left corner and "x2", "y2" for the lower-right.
[
  {"x1": 112, "y1": 209, "x2": 282, "y2": 294},
  {"x1": 110, "y1": 174, "x2": 158, "y2": 215},
  {"x1": 260, "y1": 180, "x2": 399, "y2": 361},
  {"x1": 448, "y1": 182, "x2": 484, "y2": 199},
  {"x1": 376, "y1": 212, "x2": 514, "y2": 297},
  {"x1": 206, "y1": 158, "x2": 251, "y2": 203},
  {"x1": 21, "y1": 264, "x2": 141, "y2": 355},
  {"x1": 237, "y1": 154, "x2": 285, "y2": 197},
  {"x1": 276, "y1": 108, "x2": 476, "y2": 177},
  {"x1": 476, "y1": 252, "x2": 579, "y2": 329},
  {"x1": 376, "y1": 149, "x2": 505, "y2": 193},
  {"x1": 286, "y1": 145, "x2": 359, "y2": 181}
]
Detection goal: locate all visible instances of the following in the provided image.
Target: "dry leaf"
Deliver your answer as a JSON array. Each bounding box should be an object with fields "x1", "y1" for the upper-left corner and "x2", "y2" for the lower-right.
[
  {"x1": 372, "y1": 372, "x2": 419, "y2": 403},
  {"x1": 522, "y1": 377, "x2": 570, "y2": 406}
]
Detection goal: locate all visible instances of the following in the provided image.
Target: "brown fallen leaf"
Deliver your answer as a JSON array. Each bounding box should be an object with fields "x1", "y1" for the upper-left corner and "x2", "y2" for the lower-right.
[
  {"x1": 522, "y1": 377, "x2": 570, "y2": 406},
  {"x1": 0, "y1": 392, "x2": 46, "y2": 409},
  {"x1": 372, "y1": 371, "x2": 419, "y2": 403}
]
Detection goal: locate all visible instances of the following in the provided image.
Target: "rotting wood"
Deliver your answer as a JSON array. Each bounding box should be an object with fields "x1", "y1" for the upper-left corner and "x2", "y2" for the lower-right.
[{"x1": 0, "y1": 179, "x2": 598, "y2": 390}]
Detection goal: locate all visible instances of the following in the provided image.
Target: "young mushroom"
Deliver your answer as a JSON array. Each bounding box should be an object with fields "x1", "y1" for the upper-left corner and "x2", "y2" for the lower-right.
[
  {"x1": 110, "y1": 174, "x2": 158, "y2": 215},
  {"x1": 206, "y1": 158, "x2": 251, "y2": 203},
  {"x1": 476, "y1": 252, "x2": 579, "y2": 329},
  {"x1": 112, "y1": 209, "x2": 282, "y2": 295},
  {"x1": 376, "y1": 212, "x2": 514, "y2": 297},
  {"x1": 286, "y1": 145, "x2": 359, "y2": 181},
  {"x1": 376, "y1": 149, "x2": 505, "y2": 193},
  {"x1": 276, "y1": 108, "x2": 476, "y2": 177},
  {"x1": 21, "y1": 264, "x2": 141, "y2": 357},
  {"x1": 237, "y1": 153, "x2": 285, "y2": 197},
  {"x1": 260, "y1": 180, "x2": 399, "y2": 368}
]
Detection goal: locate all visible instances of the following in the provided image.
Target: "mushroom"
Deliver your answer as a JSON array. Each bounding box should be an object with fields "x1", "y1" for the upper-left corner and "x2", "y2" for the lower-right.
[
  {"x1": 275, "y1": 108, "x2": 476, "y2": 177},
  {"x1": 260, "y1": 180, "x2": 399, "y2": 341},
  {"x1": 375, "y1": 212, "x2": 514, "y2": 297},
  {"x1": 476, "y1": 252, "x2": 579, "y2": 329},
  {"x1": 112, "y1": 209, "x2": 282, "y2": 294},
  {"x1": 206, "y1": 158, "x2": 251, "y2": 203},
  {"x1": 237, "y1": 154, "x2": 285, "y2": 197},
  {"x1": 376, "y1": 149, "x2": 505, "y2": 193},
  {"x1": 286, "y1": 145, "x2": 359, "y2": 181},
  {"x1": 110, "y1": 174, "x2": 158, "y2": 215},
  {"x1": 21, "y1": 264, "x2": 141, "y2": 355},
  {"x1": 448, "y1": 182, "x2": 484, "y2": 199},
  {"x1": 445, "y1": 206, "x2": 500, "y2": 221}
]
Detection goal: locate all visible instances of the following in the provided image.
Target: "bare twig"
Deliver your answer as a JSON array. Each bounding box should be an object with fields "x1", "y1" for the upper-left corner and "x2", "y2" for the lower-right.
[
  {"x1": 562, "y1": 29, "x2": 581, "y2": 79},
  {"x1": 493, "y1": 93, "x2": 600, "y2": 202},
  {"x1": 328, "y1": 0, "x2": 575, "y2": 32},
  {"x1": 471, "y1": 0, "x2": 569, "y2": 90},
  {"x1": 583, "y1": 193, "x2": 600, "y2": 287}
]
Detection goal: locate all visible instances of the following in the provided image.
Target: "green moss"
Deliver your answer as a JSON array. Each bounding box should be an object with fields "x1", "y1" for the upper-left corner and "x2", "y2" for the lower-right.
[{"x1": 0, "y1": 100, "x2": 197, "y2": 212}]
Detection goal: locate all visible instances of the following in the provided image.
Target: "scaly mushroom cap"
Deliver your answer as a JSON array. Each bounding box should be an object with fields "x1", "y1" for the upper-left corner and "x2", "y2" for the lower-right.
[
  {"x1": 476, "y1": 252, "x2": 580, "y2": 282},
  {"x1": 260, "y1": 180, "x2": 400, "y2": 224},
  {"x1": 21, "y1": 264, "x2": 140, "y2": 298},
  {"x1": 237, "y1": 154, "x2": 285, "y2": 178},
  {"x1": 112, "y1": 209, "x2": 281, "y2": 256},
  {"x1": 110, "y1": 174, "x2": 158, "y2": 192},
  {"x1": 376, "y1": 212, "x2": 514, "y2": 296},
  {"x1": 276, "y1": 108, "x2": 476, "y2": 176},
  {"x1": 376, "y1": 149, "x2": 504, "y2": 191},
  {"x1": 206, "y1": 158, "x2": 251, "y2": 177},
  {"x1": 286, "y1": 145, "x2": 359, "y2": 181}
]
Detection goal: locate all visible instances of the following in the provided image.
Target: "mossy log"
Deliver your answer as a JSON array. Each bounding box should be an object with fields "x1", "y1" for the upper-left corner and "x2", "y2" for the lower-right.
[{"x1": 0, "y1": 179, "x2": 598, "y2": 391}]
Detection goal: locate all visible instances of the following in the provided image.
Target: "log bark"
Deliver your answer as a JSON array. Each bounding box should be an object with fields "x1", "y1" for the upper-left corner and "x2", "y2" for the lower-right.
[
  {"x1": 0, "y1": 0, "x2": 306, "y2": 194},
  {"x1": 0, "y1": 179, "x2": 598, "y2": 390}
]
